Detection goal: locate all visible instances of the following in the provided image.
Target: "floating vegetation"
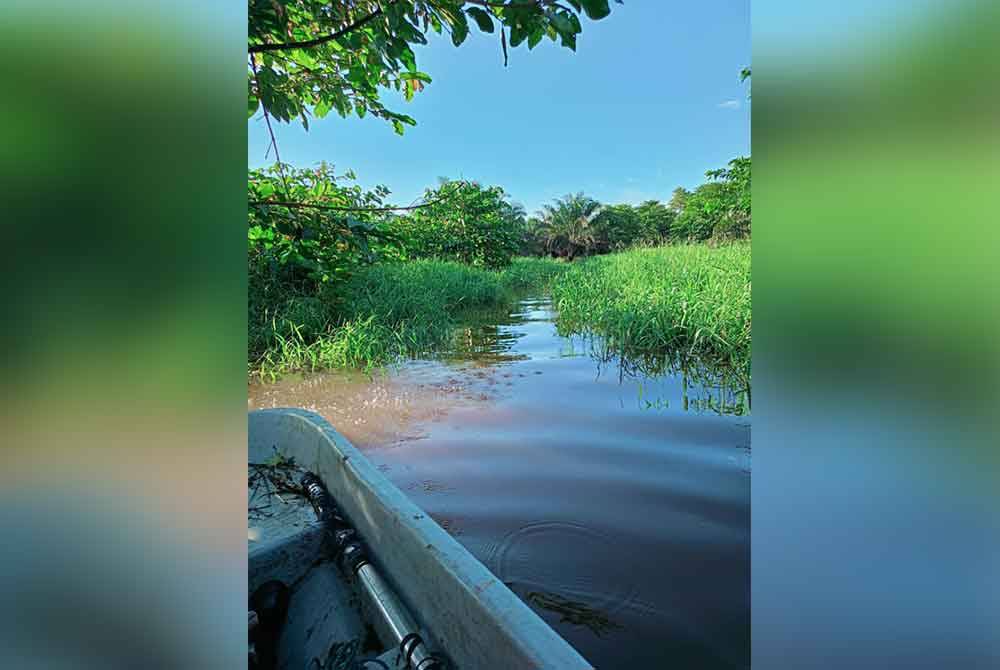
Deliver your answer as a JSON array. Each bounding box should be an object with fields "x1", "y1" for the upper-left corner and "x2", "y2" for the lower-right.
[{"x1": 525, "y1": 590, "x2": 624, "y2": 638}]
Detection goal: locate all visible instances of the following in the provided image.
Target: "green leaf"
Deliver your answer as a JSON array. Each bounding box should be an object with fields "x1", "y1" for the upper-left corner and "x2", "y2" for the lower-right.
[
  {"x1": 528, "y1": 28, "x2": 543, "y2": 50},
  {"x1": 450, "y1": 12, "x2": 469, "y2": 46},
  {"x1": 510, "y1": 23, "x2": 527, "y2": 47},
  {"x1": 248, "y1": 91, "x2": 259, "y2": 119},
  {"x1": 393, "y1": 113, "x2": 416, "y2": 127},
  {"x1": 579, "y1": 0, "x2": 611, "y2": 20},
  {"x1": 549, "y1": 12, "x2": 574, "y2": 35},
  {"x1": 466, "y1": 7, "x2": 494, "y2": 33},
  {"x1": 400, "y1": 46, "x2": 417, "y2": 73},
  {"x1": 347, "y1": 64, "x2": 367, "y2": 88},
  {"x1": 248, "y1": 0, "x2": 618, "y2": 136},
  {"x1": 401, "y1": 71, "x2": 432, "y2": 83}
]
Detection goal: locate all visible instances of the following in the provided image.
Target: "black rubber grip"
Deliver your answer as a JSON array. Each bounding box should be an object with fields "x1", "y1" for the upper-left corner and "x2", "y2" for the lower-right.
[{"x1": 301, "y1": 472, "x2": 371, "y2": 574}]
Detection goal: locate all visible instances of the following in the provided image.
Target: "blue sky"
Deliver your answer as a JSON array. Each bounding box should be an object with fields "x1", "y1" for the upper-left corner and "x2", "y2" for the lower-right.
[{"x1": 248, "y1": 1, "x2": 750, "y2": 215}]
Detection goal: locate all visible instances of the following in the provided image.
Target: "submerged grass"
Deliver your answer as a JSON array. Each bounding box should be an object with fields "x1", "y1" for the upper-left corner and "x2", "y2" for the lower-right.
[
  {"x1": 250, "y1": 257, "x2": 566, "y2": 380},
  {"x1": 550, "y1": 243, "x2": 751, "y2": 380}
]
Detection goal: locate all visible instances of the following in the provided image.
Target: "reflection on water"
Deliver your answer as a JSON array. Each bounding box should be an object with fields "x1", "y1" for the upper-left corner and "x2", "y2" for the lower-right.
[
  {"x1": 445, "y1": 297, "x2": 750, "y2": 417},
  {"x1": 248, "y1": 295, "x2": 750, "y2": 669}
]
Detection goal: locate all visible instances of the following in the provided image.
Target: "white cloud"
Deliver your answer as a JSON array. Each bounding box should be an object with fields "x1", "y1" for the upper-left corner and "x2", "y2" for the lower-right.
[{"x1": 718, "y1": 99, "x2": 741, "y2": 110}]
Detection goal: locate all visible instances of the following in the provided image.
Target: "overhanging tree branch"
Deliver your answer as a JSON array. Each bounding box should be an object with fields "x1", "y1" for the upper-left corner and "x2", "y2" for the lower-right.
[
  {"x1": 249, "y1": 7, "x2": 385, "y2": 53},
  {"x1": 250, "y1": 54, "x2": 290, "y2": 197},
  {"x1": 249, "y1": 1, "x2": 564, "y2": 54},
  {"x1": 249, "y1": 181, "x2": 468, "y2": 213}
]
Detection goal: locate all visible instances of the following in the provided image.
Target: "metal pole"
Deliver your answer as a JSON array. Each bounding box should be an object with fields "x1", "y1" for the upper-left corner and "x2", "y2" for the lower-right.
[{"x1": 301, "y1": 473, "x2": 444, "y2": 670}]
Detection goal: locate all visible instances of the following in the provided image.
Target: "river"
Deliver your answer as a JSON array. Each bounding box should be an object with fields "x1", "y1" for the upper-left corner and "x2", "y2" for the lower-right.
[{"x1": 248, "y1": 296, "x2": 750, "y2": 669}]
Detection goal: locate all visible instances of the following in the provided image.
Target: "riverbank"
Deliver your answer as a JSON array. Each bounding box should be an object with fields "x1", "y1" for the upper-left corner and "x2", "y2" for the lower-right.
[
  {"x1": 250, "y1": 244, "x2": 751, "y2": 383},
  {"x1": 551, "y1": 243, "x2": 751, "y2": 380},
  {"x1": 249, "y1": 257, "x2": 566, "y2": 380}
]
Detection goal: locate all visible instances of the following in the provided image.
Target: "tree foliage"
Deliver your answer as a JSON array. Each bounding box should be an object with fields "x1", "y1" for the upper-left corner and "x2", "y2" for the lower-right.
[
  {"x1": 671, "y1": 157, "x2": 751, "y2": 240},
  {"x1": 671, "y1": 181, "x2": 727, "y2": 241},
  {"x1": 248, "y1": 163, "x2": 410, "y2": 365},
  {"x1": 635, "y1": 200, "x2": 675, "y2": 240},
  {"x1": 706, "y1": 156, "x2": 751, "y2": 236},
  {"x1": 530, "y1": 193, "x2": 605, "y2": 260},
  {"x1": 594, "y1": 204, "x2": 642, "y2": 250},
  {"x1": 248, "y1": 0, "x2": 623, "y2": 134},
  {"x1": 667, "y1": 186, "x2": 690, "y2": 213},
  {"x1": 526, "y1": 157, "x2": 750, "y2": 258},
  {"x1": 399, "y1": 180, "x2": 526, "y2": 269},
  {"x1": 248, "y1": 163, "x2": 400, "y2": 288}
]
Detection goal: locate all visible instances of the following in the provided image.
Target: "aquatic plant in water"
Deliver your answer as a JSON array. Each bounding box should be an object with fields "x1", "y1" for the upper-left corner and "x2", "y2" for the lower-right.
[{"x1": 551, "y1": 243, "x2": 751, "y2": 382}]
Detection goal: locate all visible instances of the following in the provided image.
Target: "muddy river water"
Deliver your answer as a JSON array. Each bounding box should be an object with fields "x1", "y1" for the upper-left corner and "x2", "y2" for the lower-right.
[{"x1": 249, "y1": 296, "x2": 750, "y2": 669}]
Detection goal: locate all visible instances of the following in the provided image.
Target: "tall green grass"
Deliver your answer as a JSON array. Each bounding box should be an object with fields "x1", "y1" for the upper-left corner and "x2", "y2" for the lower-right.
[
  {"x1": 249, "y1": 257, "x2": 565, "y2": 379},
  {"x1": 250, "y1": 247, "x2": 752, "y2": 382},
  {"x1": 550, "y1": 243, "x2": 751, "y2": 379}
]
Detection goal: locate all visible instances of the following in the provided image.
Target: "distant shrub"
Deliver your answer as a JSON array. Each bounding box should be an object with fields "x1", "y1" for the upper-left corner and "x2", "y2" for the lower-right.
[
  {"x1": 635, "y1": 200, "x2": 675, "y2": 242},
  {"x1": 594, "y1": 204, "x2": 643, "y2": 250},
  {"x1": 671, "y1": 182, "x2": 727, "y2": 241},
  {"x1": 399, "y1": 180, "x2": 526, "y2": 269}
]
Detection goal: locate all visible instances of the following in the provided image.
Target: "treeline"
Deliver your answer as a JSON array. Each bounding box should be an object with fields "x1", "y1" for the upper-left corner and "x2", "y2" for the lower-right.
[
  {"x1": 523, "y1": 157, "x2": 750, "y2": 260},
  {"x1": 249, "y1": 156, "x2": 749, "y2": 279}
]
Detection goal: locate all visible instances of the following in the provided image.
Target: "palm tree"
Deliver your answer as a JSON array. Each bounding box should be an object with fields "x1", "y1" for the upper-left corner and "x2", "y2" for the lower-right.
[{"x1": 534, "y1": 193, "x2": 604, "y2": 260}]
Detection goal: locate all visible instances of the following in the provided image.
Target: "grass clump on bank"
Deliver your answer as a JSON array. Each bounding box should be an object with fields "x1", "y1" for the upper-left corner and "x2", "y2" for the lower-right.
[
  {"x1": 550, "y1": 244, "x2": 751, "y2": 378},
  {"x1": 249, "y1": 257, "x2": 565, "y2": 380}
]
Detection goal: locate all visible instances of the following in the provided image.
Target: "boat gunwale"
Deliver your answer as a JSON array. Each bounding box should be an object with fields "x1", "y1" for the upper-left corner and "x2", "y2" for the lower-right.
[{"x1": 249, "y1": 407, "x2": 593, "y2": 670}]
